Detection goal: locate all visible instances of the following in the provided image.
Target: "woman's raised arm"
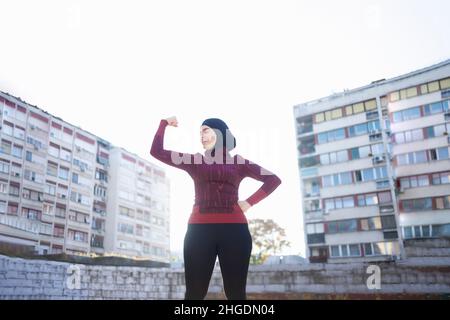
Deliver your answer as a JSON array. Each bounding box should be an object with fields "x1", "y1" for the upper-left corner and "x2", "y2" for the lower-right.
[{"x1": 150, "y1": 117, "x2": 195, "y2": 172}]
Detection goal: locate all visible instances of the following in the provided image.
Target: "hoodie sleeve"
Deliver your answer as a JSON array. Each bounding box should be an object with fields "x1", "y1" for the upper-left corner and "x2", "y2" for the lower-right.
[
  {"x1": 240, "y1": 156, "x2": 282, "y2": 207},
  {"x1": 150, "y1": 119, "x2": 196, "y2": 173}
]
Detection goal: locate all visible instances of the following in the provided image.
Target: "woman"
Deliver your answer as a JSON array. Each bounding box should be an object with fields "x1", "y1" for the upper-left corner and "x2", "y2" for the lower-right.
[{"x1": 150, "y1": 116, "x2": 282, "y2": 300}]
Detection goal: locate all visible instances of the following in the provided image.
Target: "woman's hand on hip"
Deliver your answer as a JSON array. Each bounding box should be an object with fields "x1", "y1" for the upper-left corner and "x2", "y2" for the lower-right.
[
  {"x1": 237, "y1": 200, "x2": 252, "y2": 213},
  {"x1": 165, "y1": 116, "x2": 178, "y2": 127}
]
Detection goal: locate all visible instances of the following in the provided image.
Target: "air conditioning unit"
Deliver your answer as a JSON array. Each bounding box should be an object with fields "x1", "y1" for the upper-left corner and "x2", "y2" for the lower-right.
[
  {"x1": 372, "y1": 155, "x2": 385, "y2": 164},
  {"x1": 34, "y1": 145, "x2": 39, "y2": 150},
  {"x1": 30, "y1": 125, "x2": 36, "y2": 130}
]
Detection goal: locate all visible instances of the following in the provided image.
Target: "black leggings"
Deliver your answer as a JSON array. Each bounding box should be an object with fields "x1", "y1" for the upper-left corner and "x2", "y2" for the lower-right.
[{"x1": 183, "y1": 223, "x2": 253, "y2": 300}]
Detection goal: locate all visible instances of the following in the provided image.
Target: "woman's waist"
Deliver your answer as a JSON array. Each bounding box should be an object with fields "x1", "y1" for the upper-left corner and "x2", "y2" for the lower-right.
[
  {"x1": 192, "y1": 203, "x2": 243, "y2": 214},
  {"x1": 193, "y1": 199, "x2": 240, "y2": 212}
]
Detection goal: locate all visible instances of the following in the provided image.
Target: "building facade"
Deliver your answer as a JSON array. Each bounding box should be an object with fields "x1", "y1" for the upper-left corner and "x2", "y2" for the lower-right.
[
  {"x1": 294, "y1": 59, "x2": 450, "y2": 263},
  {"x1": 0, "y1": 91, "x2": 170, "y2": 262},
  {"x1": 105, "y1": 147, "x2": 170, "y2": 262}
]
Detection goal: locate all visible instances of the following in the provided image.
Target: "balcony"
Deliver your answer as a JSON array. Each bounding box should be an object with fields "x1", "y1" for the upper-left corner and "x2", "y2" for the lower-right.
[
  {"x1": 298, "y1": 135, "x2": 316, "y2": 156},
  {"x1": 369, "y1": 132, "x2": 383, "y2": 142},
  {"x1": 307, "y1": 233, "x2": 325, "y2": 245},
  {"x1": 376, "y1": 179, "x2": 390, "y2": 190},
  {"x1": 366, "y1": 111, "x2": 379, "y2": 120},
  {"x1": 296, "y1": 115, "x2": 313, "y2": 136},
  {"x1": 0, "y1": 215, "x2": 40, "y2": 234},
  {"x1": 379, "y1": 204, "x2": 395, "y2": 214},
  {"x1": 304, "y1": 210, "x2": 323, "y2": 221},
  {"x1": 300, "y1": 167, "x2": 318, "y2": 178},
  {"x1": 445, "y1": 111, "x2": 450, "y2": 122}
]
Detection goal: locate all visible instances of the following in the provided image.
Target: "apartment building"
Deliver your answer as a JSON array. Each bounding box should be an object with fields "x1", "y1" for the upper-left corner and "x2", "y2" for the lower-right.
[
  {"x1": 0, "y1": 91, "x2": 170, "y2": 262},
  {"x1": 294, "y1": 59, "x2": 450, "y2": 263},
  {"x1": 105, "y1": 147, "x2": 170, "y2": 262}
]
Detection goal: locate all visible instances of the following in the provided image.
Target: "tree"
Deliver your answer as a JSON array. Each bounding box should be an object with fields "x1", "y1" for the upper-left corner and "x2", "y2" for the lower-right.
[{"x1": 248, "y1": 219, "x2": 291, "y2": 264}]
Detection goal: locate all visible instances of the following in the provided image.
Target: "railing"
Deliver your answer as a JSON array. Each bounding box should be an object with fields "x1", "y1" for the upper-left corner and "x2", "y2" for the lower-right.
[{"x1": 0, "y1": 214, "x2": 40, "y2": 234}]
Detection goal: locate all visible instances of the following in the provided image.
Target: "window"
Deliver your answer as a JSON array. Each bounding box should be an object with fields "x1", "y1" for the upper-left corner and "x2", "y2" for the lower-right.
[
  {"x1": 424, "y1": 102, "x2": 440, "y2": 115},
  {"x1": 327, "y1": 219, "x2": 357, "y2": 234},
  {"x1": 330, "y1": 128, "x2": 345, "y2": 142},
  {"x1": 2, "y1": 122, "x2": 14, "y2": 135},
  {"x1": 14, "y1": 127, "x2": 25, "y2": 140},
  {"x1": 431, "y1": 172, "x2": 450, "y2": 185},
  {"x1": 412, "y1": 150, "x2": 427, "y2": 164},
  {"x1": 366, "y1": 194, "x2": 379, "y2": 205},
  {"x1": 435, "y1": 196, "x2": 450, "y2": 210},
  {"x1": 411, "y1": 129, "x2": 424, "y2": 141},
  {"x1": 367, "y1": 120, "x2": 380, "y2": 133},
  {"x1": 361, "y1": 217, "x2": 381, "y2": 231},
  {"x1": 22, "y1": 207, "x2": 41, "y2": 220},
  {"x1": 0, "y1": 140, "x2": 12, "y2": 155},
  {"x1": 58, "y1": 166, "x2": 69, "y2": 180},
  {"x1": 0, "y1": 200, "x2": 6, "y2": 214},
  {"x1": 353, "y1": 103, "x2": 365, "y2": 114},
  {"x1": 336, "y1": 150, "x2": 348, "y2": 163},
  {"x1": 365, "y1": 100, "x2": 377, "y2": 111},
  {"x1": 9, "y1": 183, "x2": 20, "y2": 197},
  {"x1": 322, "y1": 172, "x2": 352, "y2": 187},
  {"x1": 364, "y1": 243, "x2": 373, "y2": 255},
  {"x1": 371, "y1": 143, "x2": 384, "y2": 155},
  {"x1": 47, "y1": 162, "x2": 58, "y2": 176},
  {"x1": 330, "y1": 246, "x2": 340, "y2": 257},
  {"x1": 352, "y1": 123, "x2": 367, "y2": 136},
  {"x1": 0, "y1": 180, "x2": 7, "y2": 194},
  {"x1": 306, "y1": 223, "x2": 324, "y2": 234},
  {"x1": 342, "y1": 196, "x2": 354, "y2": 208},
  {"x1": 60, "y1": 148, "x2": 72, "y2": 162},
  {"x1": 437, "y1": 147, "x2": 449, "y2": 160},
  {"x1": 320, "y1": 154, "x2": 330, "y2": 165},
  {"x1": 381, "y1": 215, "x2": 397, "y2": 229},
  {"x1": 393, "y1": 107, "x2": 421, "y2": 123},
  {"x1": 44, "y1": 182, "x2": 56, "y2": 195},
  {"x1": 428, "y1": 81, "x2": 440, "y2": 92},
  {"x1": 331, "y1": 108, "x2": 343, "y2": 119},
  {"x1": 433, "y1": 124, "x2": 446, "y2": 137},
  {"x1": 440, "y1": 78, "x2": 450, "y2": 90},
  {"x1": 118, "y1": 222, "x2": 134, "y2": 235},
  {"x1": 401, "y1": 198, "x2": 433, "y2": 212},
  {"x1": 350, "y1": 148, "x2": 359, "y2": 160},
  {"x1": 404, "y1": 107, "x2": 421, "y2": 121},
  {"x1": 362, "y1": 168, "x2": 374, "y2": 181},
  {"x1": 315, "y1": 113, "x2": 325, "y2": 123},
  {"x1": 340, "y1": 172, "x2": 352, "y2": 185},
  {"x1": 345, "y1": 105, "x2": 353, "y2": 115},
  {"x1": 359, "y1": 146, "x2": 371, "y2": 158},
  {"x1": 330, "y1": 244, "x2": 361, "y2": 258},
  {"x1": 317, "y1": 132, "x2": 327, "y2": 144},
  {"x1": 392, "y1": 111, "x2": 403, "y2": 123},
  {"x1": 403, "y1": 226, "x2": 413, "y2": 239},
  {"x1": 12, "y1": 145, "x2": 23, "y2": 158},
  {"x1": 357, "y1": 194, "x2": 378, "y2": 206},
  {"x1": 48, "y1": 144, "x2": 60, "y2": 158}
]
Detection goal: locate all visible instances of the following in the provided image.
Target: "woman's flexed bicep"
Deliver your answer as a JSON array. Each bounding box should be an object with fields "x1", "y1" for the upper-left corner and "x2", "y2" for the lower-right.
[{"x1": 150, "y1": 118, "x2": 195, "y2": 172}]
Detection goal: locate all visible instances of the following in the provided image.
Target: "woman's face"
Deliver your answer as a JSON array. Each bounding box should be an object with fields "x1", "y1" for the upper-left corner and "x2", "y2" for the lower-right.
[{"x1": 200, "y1": 125, "x2": 217, "y2": 150}]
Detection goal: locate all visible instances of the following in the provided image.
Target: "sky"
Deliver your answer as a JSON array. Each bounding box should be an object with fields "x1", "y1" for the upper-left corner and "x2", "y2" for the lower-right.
[{"x1": 1, "y1": 0, "x2": 450, "y2": 258}]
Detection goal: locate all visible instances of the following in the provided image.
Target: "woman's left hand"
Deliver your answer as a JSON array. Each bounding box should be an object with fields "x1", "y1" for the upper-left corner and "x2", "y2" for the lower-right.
[{"x1": 237, "y1": 200, "x2": 252, "y2": 213}]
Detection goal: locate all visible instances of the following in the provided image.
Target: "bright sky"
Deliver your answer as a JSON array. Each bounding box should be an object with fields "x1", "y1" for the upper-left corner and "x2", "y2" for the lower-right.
[{"x1": 1, "y1": 0, "x2": 450, "y2": 258}]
